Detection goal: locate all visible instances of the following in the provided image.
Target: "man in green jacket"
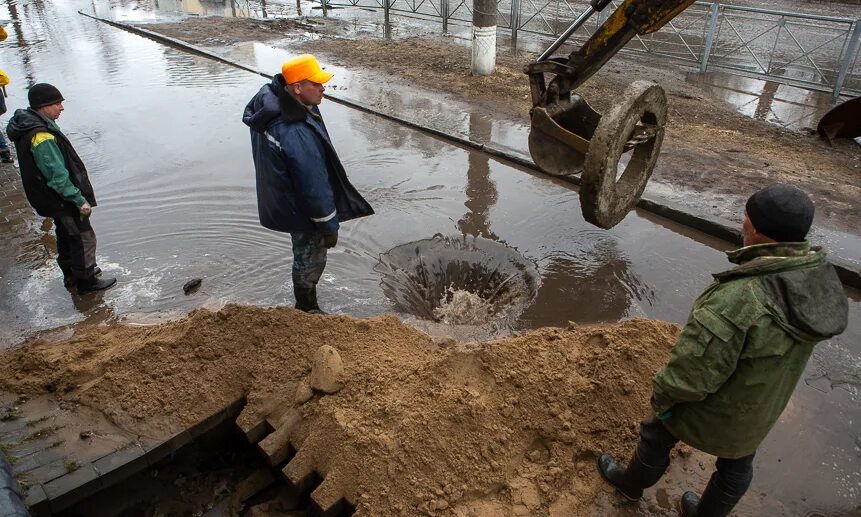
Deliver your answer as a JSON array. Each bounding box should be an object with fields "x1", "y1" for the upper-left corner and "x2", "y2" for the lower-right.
[
  {"x1": 7, "y1": 83, "x2": 116, "y2": 292},
  {"x1": 597, "y1": 184, "x2": 848, "y2": 516}
]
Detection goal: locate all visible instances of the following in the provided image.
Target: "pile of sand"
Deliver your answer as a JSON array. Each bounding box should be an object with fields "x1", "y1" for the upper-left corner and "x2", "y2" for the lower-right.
[{"x1": 0, "y1": 305, "x2": 679, "y2": 515}]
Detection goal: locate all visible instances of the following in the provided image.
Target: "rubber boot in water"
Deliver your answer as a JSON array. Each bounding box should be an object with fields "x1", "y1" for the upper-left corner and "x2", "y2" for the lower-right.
[
  {"x1": 679, "y1": 476, "x2": 742, "y2": 517},
  {"x1": 77, "y1": 275, "x2": 116, "y2": 293},
  {"x1": 597, "y1": 452, "x2": 667, "y2": 501},
  {"x1": 294, "y1": 286, "x2": 326, "y2": 315},
  {"x1": 62, "y1": 266, "x2": 102, "y2": 287}
]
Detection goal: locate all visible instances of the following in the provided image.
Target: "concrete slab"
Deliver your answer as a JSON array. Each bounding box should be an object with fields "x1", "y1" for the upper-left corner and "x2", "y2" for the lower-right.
[
  {"x1": 42, "y1": 463, "x2": 101, "y2": 511},
  {"x1": 0, "y1": 391, "x2": 247, "y2": 514},
  {"x1": 92, "y1": 443, "x2": 147, "y2": 487}
]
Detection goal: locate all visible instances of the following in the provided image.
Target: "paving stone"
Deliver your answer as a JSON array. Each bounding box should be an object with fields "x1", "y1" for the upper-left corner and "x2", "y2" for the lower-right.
[
  {"x1": 189, "y1": 397, "x2": 245, "y2": 439},
  {"x1": 92, "y1": 443, "x2": 147, "y2": 489},
  {"x1": 8, "y1": 454, "x2": 38, "y2": 474},
  {"x1": 22, "y1": 483, "x2": 49, "y2": 516},
  {"x1": 141, "y1": 430, "x2": 192, "y2": 466},
  {"x1": 22, "y1": 458, "x2": 71, "y2": 485},
  {"x1": 42, "y1": 463, "x2": 102, "y2": 513},
  {"x1": 27, "y1": 446, "x2": 73, "y2": 474},
  {"x1": 8, "y1": 440, "x2": 52, "y2": 460}
]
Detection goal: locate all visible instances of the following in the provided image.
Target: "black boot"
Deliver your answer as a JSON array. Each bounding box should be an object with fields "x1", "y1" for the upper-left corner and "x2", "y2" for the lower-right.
[
  {"x1": 597, "y1": 452, "x2": 667, "y2": 501},
  {"x1": 0, "y1": 150, "x2": 13, "y2": 163},
  {"x1": 77, "y1": 275, "x2": 116, "y2": 293},
  {"x1": 679, "y1": 477, "x2": 742, "y2": 517},
  {"x1": 294, "y1": 286, "x2": 325, "y2": 314},
  {"x1": 63, "y1": 266, "x2": 101, "y2": 287}
]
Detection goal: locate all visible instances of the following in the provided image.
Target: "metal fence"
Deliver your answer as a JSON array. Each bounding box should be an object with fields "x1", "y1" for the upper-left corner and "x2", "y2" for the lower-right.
[{"x1": 324, "y1": 0, "x2": 861, "y2": 98}]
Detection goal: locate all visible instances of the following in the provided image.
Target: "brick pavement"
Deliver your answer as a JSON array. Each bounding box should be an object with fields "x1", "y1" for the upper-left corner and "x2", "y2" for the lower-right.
[{"x1": 0, "y1": 160, "x2": 49, "y2": 274}]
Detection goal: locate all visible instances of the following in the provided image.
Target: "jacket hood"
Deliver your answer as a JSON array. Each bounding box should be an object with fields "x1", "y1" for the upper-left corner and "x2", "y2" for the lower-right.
[
  {"x1": 6, "y1": 108, "x2": 51, "y2": 142},
  {"x1": 242, "y1": 75, "x2": 310, "y2": 133},
  {"x1": 717, "y1": 243, "x2": 848, "y2": 340}
]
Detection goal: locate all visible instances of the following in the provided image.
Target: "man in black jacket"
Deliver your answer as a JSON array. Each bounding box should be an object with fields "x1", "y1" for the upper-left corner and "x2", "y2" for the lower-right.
[{"x1": 7, "y1": 83, "x2": 115, "y2": 292}]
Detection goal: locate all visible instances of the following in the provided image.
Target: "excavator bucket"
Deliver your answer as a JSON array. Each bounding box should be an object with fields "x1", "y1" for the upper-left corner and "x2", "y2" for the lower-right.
[
  {"x1": 528, "y1": 81, "x2": 667, "y2": 229},
  {"x1": 817, "y1": 96, "x2": 861, "y2": 146},
  {"x1": 528, "y1": 95, "x2": 601, "y2": 177}
]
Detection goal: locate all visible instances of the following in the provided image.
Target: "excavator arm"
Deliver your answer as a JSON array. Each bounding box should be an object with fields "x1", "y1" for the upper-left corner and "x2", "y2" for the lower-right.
[{"x1": 524, "y1": 0, "x2": 696, "y2": 228}]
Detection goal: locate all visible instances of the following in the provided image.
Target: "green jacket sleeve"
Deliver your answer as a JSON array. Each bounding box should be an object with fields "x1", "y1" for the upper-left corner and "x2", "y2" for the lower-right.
[
  {"x1": 32, "y1": 134, "x2": 86, "y2": 207},
  {"x1": 651, "y1": 290, "x2": 747, "y2": 414}
]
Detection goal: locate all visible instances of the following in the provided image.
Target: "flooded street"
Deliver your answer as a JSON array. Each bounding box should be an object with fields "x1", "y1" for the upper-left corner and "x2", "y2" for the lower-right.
[{"x1": 0, "y1": 0, "x2": 859, "y2": 514}]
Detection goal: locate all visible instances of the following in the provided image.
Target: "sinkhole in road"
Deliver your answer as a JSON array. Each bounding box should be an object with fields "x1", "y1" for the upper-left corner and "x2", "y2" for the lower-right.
[{"x1": 375, "y1": 235, "x2": 540, "y2": 326}]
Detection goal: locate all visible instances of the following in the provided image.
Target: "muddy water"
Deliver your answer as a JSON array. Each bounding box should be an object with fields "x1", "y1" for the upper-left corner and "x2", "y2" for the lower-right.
[{"x1": 0, "y1": 0, "x2": 859, "y2": 514}]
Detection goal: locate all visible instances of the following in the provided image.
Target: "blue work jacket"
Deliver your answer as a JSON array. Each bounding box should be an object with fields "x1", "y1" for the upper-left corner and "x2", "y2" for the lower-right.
[{"x1": 242, "y1": 75, "x2": 373, "y2": 234}]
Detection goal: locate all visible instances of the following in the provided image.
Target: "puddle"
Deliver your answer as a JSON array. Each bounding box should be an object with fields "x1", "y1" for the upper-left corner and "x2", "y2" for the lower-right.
[
  {"x1": 0, "y1": 0, "x2": 859, "y2": 514},
  {"x1": 686, "y1": 70, "x2": 839, "y2": 131}
]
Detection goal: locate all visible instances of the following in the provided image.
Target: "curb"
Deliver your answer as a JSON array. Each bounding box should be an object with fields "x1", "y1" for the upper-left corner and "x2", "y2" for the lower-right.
[
  {"x1": 0, "y1": 450, "x2": 28, "y2": 517},
  {"x1": 78, "y1": 11, "x2": 861, "y2": 291}
]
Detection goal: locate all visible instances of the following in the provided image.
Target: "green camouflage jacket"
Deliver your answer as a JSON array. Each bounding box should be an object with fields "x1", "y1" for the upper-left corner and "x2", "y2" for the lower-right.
[{"x1": 651, "y1": 242, "x2": 848, "y2": 458}]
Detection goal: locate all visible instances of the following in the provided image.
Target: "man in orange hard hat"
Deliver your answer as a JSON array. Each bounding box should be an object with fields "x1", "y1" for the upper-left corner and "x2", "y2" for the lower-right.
[{"x1": 243, "y1": 54, "x2": 373, "y2": 314}]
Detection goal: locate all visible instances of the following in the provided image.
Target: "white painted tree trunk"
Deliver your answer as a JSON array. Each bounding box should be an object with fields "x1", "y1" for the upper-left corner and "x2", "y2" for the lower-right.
[{"x1": 471, "y1": 25, "x2": 497, "y2": 76}]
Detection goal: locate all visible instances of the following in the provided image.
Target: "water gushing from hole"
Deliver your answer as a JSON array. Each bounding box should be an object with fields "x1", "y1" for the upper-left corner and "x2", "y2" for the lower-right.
[{"x1": 375, "y1": 235, "x2": 540, "y2": 326}]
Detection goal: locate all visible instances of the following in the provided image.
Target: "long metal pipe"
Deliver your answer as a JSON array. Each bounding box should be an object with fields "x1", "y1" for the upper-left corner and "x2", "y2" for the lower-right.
[{"x1": 537, "y1": 6, "x2": 595, "y2": 62}]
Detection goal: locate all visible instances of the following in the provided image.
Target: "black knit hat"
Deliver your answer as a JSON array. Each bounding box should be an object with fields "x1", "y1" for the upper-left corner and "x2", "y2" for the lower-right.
[
  {"x1": 28, "y1": 83, "x2": 64, "y2": 109},
  {"x1": 745, "y1": 184, "x2": 814, "y2": 243}
]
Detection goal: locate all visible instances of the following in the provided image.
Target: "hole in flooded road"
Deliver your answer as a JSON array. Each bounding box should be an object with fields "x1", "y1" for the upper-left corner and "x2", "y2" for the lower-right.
[{"x1": 375, "y1": 234, "x2": 539, "y2": 326}]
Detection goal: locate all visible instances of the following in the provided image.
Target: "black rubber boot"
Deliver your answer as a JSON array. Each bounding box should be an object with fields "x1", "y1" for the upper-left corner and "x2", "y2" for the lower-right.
[
  {"x1": 63, "y1": 266, "x2": 101, "y2": 287},
  {"x1": 0, "y1": 150, "x2": 13, "y2": 163},
  {"x1": 294, "y1": 286, "x2": 326, "y2": 314},
  {"x1": 597, "y1": 452, "x2": 667, "y2": 501},
  {"x1": 77, "y1": 275, "x2": 116, "y2": 293},
  {"x1": 679, "y1": 478, "x2": 742, "y2": 517}
]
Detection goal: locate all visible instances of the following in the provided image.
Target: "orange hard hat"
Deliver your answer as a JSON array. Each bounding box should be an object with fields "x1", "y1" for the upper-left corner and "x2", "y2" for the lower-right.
[{"x1": 281, "y1": 54, "x2": 334, "y2": 85}]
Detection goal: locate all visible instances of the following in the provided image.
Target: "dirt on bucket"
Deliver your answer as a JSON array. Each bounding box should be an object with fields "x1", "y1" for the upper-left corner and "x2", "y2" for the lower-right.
[{"x1": 0, "y1": 305, "x2": 679, "y2": 514}]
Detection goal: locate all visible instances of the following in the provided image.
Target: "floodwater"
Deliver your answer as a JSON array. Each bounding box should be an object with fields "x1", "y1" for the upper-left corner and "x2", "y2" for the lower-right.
[
  {"x1": 0, "y1": 0, "x2": 859, "y2": 515},
  {"x1": 687, "y1": 70, "x2": 840, "y2": 131}
]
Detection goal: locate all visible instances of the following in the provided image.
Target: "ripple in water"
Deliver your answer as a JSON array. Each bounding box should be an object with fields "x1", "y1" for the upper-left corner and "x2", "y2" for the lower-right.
[{"x1": 375, "y1": 235, "x2": 540, "y2": 326}]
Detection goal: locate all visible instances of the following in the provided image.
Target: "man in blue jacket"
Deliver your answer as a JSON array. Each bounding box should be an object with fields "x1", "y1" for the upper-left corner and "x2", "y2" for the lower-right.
[{"x1": 243, "y1": 55, "x2": 373, "y2": 314}]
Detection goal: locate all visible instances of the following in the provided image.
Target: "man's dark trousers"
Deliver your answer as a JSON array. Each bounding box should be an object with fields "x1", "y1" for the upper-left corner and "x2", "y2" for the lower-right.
[
  {"x1": 290, "y1": 232, "x2": 327, "y2": 289},
  {"x1": 53, "y1": 214, "x2": 97, "y2": 282},
  {"x1": 636, "y1": 416, "x2": 755, "y2": 500}
]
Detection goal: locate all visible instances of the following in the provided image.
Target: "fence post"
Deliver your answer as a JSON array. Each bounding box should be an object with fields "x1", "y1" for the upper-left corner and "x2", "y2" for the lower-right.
[
  {"x1": 510, "y1": 0, "x2": 521, "y2": 47},
  {"x1": 700, "y1": 2, "x2": 720, "y2": 72},
  {"x1": 833, "y1": 19, "x2": 861, "y2": 100},
  {"x1": 442, "y1": 0, "x2": 449, "y2": 33},
  {"x1": 384, "y1": 0, "x2": 390, "y2": 28}
]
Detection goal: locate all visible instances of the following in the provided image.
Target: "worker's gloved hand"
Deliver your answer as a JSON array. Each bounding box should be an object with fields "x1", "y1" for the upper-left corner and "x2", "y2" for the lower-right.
[
  {"x1": 79, "y1": 202, "x2": 92, "y2": 219},
  {"x1": 323, "y1": 232, "x2": 338, "y2": 249}
]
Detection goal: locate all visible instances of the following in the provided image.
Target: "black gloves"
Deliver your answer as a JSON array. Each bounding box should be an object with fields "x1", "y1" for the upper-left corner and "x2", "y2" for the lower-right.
[{"x1": 323, "y1": 232, "x2": 338, "y2": 248}]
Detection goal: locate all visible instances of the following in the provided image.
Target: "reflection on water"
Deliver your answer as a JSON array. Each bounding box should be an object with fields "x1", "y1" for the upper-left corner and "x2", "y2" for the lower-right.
[
  {"x1": 686, "y1": 70, "x2": 836, "y2": 130},
  {"x1": 458, "y1": 112, "x2": 498, "y2": 240}
]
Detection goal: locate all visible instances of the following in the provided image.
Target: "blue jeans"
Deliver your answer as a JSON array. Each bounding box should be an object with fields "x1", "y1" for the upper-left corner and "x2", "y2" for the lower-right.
[{"x1": 290, "y1": 231, "x2": 327, "y2": 289}]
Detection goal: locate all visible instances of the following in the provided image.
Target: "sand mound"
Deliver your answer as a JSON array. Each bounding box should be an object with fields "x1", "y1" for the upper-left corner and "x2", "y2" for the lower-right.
[{"x1": 0, "y1": 305, "x2": 679, "y2": 514}]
